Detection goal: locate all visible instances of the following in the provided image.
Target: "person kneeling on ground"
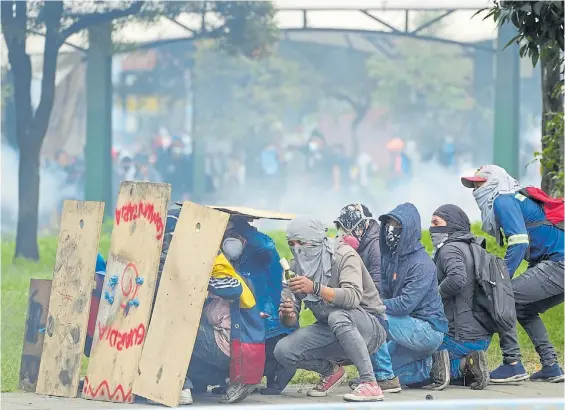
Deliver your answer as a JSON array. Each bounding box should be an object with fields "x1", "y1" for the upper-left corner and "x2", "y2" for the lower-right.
[
  {"x1": 430, "y1": 204, "x2": 491, "y2": 390},
  {"x1": 378, "y1": 203, "x2": 450, "y2": 390},
  {"x1": 274, "y1": 217, "x2": 387, "y2": 402},
  {"x1": 221, "y1": 216, "x2": 297, "y2": 395},
  {"x1": 150, "y1": 208, "x2": 265, "y2": 405},
  {"x1": 334, "y1": 203, "x2": 401, "y2": 393},
  {"x1": 462, "y1": 165, "x2": 564, "y2": 383}
]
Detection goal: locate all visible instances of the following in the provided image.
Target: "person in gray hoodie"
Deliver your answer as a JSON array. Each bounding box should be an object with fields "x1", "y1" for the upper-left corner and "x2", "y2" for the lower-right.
[
  {"x1": 378, "y1": 203, "x2": 450, "y2": 389},
  {"x1": 334, "y1": 204, "x2": 401, "y2": 393},
  {"x1": 274, "y1": 217, "x2": 387, "y2": 402},
  {"x1": 430, "y1": 204, "x2": 491, "y2": 390}
]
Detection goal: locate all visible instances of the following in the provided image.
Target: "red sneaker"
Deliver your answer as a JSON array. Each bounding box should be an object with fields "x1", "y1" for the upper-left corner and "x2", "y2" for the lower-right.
[
  {"x1": 307, "y1": 366, "x2": 346, "y2": 397},
  {"x1": 343, "y1": 381, "x2": 385, "y2": 402}
]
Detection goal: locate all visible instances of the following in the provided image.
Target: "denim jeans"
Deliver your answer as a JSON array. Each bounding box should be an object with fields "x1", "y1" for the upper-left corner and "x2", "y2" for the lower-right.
[
  {"x1": 274, "y1": 308, "x2": 385, "y2": 382},
  {"x1": 184, "y1": 321, "x2": 230, "y2": 390},
  {"x1": 370, "y1": 343, "x2": 395, "y2": 381},
  {"x1": 439, "y1": 335, "x2": 491, "y2": 380},
  {"x1": 499, "y1": 260, "x2": 564, "y2": 367},
  {"x1": 384, "y1": 315, "x2": 444, "y2": 385}
]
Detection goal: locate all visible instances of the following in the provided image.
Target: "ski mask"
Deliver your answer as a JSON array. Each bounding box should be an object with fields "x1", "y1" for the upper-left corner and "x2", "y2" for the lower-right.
[
  {"x1": 384, "y1": 221, "x2": 402, "y2": 251},
  {"x1": 222, "y1": 237, "x2": 243, "y2": 260}
]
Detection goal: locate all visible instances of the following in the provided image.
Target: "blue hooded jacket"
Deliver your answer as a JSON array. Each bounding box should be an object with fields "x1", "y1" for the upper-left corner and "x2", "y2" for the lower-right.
[
  {"x1": 379, "y1": 203, "x2": 448, "y2": 333},
  {"x1": 229, "y1": 220, "x2": 294, "y2": 340}
]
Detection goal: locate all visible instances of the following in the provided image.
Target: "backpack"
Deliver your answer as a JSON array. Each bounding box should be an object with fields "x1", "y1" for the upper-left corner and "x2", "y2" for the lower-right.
[
  {"x1": 518, "y1": 187, "x2": 564, "y2": 230},
  {"x1": 468, "y1": 242, "x2": 517, "y2": 333}
]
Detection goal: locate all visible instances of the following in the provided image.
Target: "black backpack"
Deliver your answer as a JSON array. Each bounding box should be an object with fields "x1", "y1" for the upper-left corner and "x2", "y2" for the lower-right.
[{"x1": 468, "y1": 242, "x2": 517, "y2": 333}]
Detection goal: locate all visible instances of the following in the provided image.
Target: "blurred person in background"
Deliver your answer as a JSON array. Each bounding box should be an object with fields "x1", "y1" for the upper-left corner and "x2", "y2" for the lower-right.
[
  {"x1": 438, "y1": 137, "x2": 456, "y2": 170},
  {"x1": 306, "y1": 130, "x2": 335, "y2": 190},
  {"x1": 159, "y1": 136, "x2": 193, "y2": 202},
  {"x1": 134, "y1": 154, "x2": 161, "y2": 182},
  {"x1": 386, "y1": 139, "x2": 412, "y2": 190},
  {"x1": 331, "y1": 143, "x2": 351, "y2": 193}
]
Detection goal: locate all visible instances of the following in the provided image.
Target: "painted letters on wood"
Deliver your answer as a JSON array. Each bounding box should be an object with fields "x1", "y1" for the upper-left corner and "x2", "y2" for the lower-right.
[
  {"x1": 83, "y1": 182, "x2": 170, "y2": 403},
  {"x1": 20, "y1": 279, "x2": 52, "y2": 392},
  {"x1": 36, "y1": 201, "x2": 105, "y2": 397},
  {"x1": 134, "y1": 202, "x2": 229, "y2": 407}
]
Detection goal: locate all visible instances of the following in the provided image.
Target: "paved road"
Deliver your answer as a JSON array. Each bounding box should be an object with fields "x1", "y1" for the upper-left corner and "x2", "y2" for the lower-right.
[{"x1": 2, "y1": 382, "x2": 564, "y2": 409}]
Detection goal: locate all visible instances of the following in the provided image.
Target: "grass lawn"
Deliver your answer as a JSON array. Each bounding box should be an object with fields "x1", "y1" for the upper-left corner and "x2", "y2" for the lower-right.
[{"x1": 1, "y1": 225, "x2": 563, "y2": 391}]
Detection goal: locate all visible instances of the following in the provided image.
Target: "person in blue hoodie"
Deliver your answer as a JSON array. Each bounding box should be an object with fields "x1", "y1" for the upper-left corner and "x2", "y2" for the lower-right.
[
  {"x1": 377, "y1": 203, "x2": 450, "y2": 389},
  {"x1": 462, "y1": 165, "x2": 564, "y2": 383},
  {"x1": 221, "y1": 216, "x2": 296, "y2": 395}
]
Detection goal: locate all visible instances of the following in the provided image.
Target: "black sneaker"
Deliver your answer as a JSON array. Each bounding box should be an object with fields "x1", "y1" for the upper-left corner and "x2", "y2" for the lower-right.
[
  {"x1": 465, "y1": 351, "x2": 489, "y2": 390},
  {"x1": 430, "y1": 350, "x2": 450, "y2": 391},
  {"x1": 219, "y1": 383, "x2": 257, "y2": 404},
  {"x1": 530, "y1": 363, "x2": 565, "y2": 383}
]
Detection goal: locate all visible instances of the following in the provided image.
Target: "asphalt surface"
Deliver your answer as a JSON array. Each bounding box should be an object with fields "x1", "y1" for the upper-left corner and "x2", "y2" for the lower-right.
[{"x1": 2, "y1": 381, "x2": 564, "y2": 409}]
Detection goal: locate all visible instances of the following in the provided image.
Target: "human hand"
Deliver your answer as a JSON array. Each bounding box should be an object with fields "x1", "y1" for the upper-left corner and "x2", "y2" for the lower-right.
[
  {"x1": 279, "y1": 299, "x2": 296, "y2": 320},
  {"x1": 289, "y1": 276, "x2": 314, "y2": 294}
]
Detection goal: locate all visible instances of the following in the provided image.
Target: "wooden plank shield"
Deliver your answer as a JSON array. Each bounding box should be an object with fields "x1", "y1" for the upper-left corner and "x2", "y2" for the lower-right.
[
  {"x1": 36, "y1": 200, "x2": 105, "y2": 397},
  {"x1": 133, "y1": 202, "x2": 229, "y2": 406},
  {"x1": 19, "y1": 279, "x2": 52, "y2": 392},
  {"x1": 82, "y1": 182, "x2": 170, "y2": 403}
]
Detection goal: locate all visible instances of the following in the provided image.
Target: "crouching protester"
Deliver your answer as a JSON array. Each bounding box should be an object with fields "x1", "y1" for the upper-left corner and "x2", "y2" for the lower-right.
[
  {"x1": 463, "y1": 165, "x2": 564, "y2": 383},
  {"x1": 273, "y1": 217, "x2": 388, "y2": 402},
  {"x1": 334, "y1": 204, "x2": 401, "y2": 393},
  {"x1": 150, "y1": 208, "x2": 265, "y2": 405},
  {"x1": 430, "y1": 204, "x2": 492, "y2": 390},
  {"x1": 378, "y1": 203, "x2": 450, "y2": 390},
  {"x1": 220, "y1": 216, "x2": 297, "y2": 395}
]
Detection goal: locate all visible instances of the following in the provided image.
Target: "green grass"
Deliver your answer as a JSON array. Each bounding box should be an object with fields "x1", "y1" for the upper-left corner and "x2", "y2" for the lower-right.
[{"x1": 1, "y1": 225, "x2": 563, "y2": 391}]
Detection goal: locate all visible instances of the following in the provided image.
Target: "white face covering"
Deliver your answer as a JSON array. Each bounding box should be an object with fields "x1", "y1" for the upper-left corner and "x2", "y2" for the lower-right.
[{"x1": 222, "y1": 238, "x2": 243, "y2": 260}]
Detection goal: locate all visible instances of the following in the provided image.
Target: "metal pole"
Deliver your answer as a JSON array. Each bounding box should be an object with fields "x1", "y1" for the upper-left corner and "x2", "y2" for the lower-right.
[
  {"x1": 493, "y1": 23, "x2": 520, "y2": 178},
  {"x1": 85, "y1": 22, "x2": 113, "y2": 216}
]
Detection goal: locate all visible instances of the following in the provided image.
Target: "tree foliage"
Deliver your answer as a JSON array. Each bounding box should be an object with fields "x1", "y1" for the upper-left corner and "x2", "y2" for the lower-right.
[
  {"x1": 366, "y1": 38, "x2": 473, "y2": 152},
  {"x1": 192, "y1": 40, "x2": 316, "y2": 143},
  {"x1": 478, "y1": 1, "x2": 564, "y2": 196}
]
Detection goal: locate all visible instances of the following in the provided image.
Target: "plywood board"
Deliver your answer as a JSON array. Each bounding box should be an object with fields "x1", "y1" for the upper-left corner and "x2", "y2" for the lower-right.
[
  {"x1": 36, "y1": 200, "x2": 105, "y2": 397},
  {"x1": 175, "y1": 203, "x2": 295, "y2": 221},
  {"x1": 133, "y1": 201, "x2": 229, "y2": 407},
  {"x1": 83, "y1": 182, "x2": 171, "y2": 403},
  {"x1": 19, "y1": 279, "x2": 52, "y2": 392}
]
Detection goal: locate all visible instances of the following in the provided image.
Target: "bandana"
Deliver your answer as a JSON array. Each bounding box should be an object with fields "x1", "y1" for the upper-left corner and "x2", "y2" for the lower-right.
[
  {"x1": 287, "y1": 217, "x2": 334, "y2": 302},
  {"x1": 471, "y1": 165, "x2": 519, "y2": 244},
  {"x1": 384, "y1": 222, "x2": 402, "y2": 252}
]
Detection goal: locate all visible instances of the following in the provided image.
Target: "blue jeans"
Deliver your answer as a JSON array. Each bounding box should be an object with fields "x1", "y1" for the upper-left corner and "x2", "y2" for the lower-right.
[
  {"x1": 184, "y1": 321, "x2": 230, "y2": 390},
  {"x1": 370, "y1": 344, "x2": 395, "y2": 381},
  {"x1": 439, "y1": 335, "x2": 491, "y2": 380},
  {"x1": 384, "y1": 315, "x2": 444, "y2": 385}
]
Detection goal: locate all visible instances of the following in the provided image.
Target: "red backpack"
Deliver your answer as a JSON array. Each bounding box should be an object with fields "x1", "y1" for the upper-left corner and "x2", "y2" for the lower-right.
[{"x1": 519, "y1": 187, "x2": 564, "y2": 230}]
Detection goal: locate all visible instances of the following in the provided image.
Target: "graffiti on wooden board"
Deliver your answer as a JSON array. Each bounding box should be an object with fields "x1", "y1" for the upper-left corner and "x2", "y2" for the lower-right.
[
  {"x1": 82, "y1": 377, "x2": 133, "y2": 403},
  {"x1": 115, "y1": 201, "x2": 164, "y2": 240}
]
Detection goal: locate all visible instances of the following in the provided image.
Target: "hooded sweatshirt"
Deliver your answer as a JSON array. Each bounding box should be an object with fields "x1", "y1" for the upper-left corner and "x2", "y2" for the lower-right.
[
  {"x1": 379, "y1": 203, "x2": 448, "y2": 333},
  {"x1": 357, "y1": 220, "x2": 382, "y2": 290},
  {"x1": 432, "y1": 204, "x2": 492, "y2": 341}
]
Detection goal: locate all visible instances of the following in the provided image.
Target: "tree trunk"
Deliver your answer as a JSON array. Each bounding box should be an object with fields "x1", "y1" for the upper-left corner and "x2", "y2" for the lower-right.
[
  {"x1": 540, "y1": 51, "x2": 563, "y2": 195},
  {"x1": 15, "y1": 142, "x2": 41, "y2": 260}
]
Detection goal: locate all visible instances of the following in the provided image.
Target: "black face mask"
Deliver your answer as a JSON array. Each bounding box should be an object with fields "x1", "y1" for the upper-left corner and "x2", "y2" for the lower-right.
[
  {"x1": 429, "y1": 226, "x2": 454, "y2": 234},
  {"x1": 384, "y1": 222, "x2": 402, "y2": 251}
]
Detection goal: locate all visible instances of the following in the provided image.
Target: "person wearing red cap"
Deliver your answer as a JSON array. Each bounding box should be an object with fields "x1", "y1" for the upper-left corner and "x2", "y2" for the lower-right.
[{"x1": 461, "y1": 165, "x2": 564, "y2": 384}]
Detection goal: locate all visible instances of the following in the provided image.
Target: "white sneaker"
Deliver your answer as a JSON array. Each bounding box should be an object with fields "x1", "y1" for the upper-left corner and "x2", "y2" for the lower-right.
[
  {"x1": 147, "y1": 389, "x2": 193, "y2": 406},
  {"x1": 179, "y1": 389, "x2": 193, "y2": 405}
]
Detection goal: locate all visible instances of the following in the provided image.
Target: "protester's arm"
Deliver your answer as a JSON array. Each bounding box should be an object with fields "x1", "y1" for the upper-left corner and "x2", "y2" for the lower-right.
[
  {"x1": 437, "y1": 245, "x2": 468, "y2": 298},
  {"x1": 366, "y1": 243, "x2": 382, "y2": 291},
  {"x1": 331, "y1": 252, "x2": 363, "y2": 309},
  {"x1": 493, "y1": 195, "x2": 528, "y2": 277},
  {"x1": 208, "y1": 259, "x2": 243, "y2": 300},
  {"x1": 383, "y1": 263, "x2": 432, "y2": 316}
]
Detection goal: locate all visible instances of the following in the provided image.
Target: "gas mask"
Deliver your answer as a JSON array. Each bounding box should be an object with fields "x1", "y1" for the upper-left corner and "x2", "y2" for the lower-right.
[
  {"x1": 384, "y1": 222, "x2": 402, "y2": 252},
  {"x1": 222, "y1": 238, "x2": 243, "y2": 260}
]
